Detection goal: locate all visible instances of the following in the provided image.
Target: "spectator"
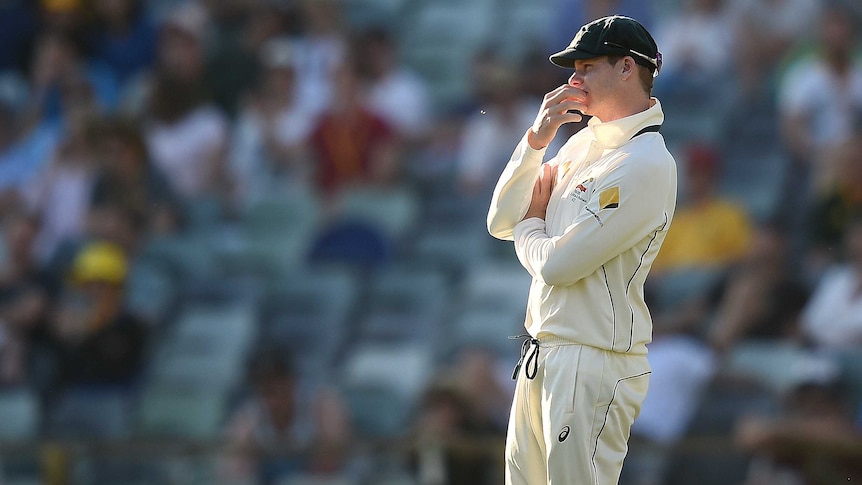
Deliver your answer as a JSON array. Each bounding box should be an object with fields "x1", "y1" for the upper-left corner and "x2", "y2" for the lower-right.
[
  {"x1": 23, "y1": 105, "x2": 100, "y2": 264},
  {"x1": 357, "y1": 27, "x2": 433, "y2": 143},
  {"x1": 652, "y1": 0, "x2": 734, "y2": 90},
  {"x1": 307, "y1": 62, "x2": 398, "y2": 196},
  {"x1": 229, "y1": 38, "x2": 315, "y2": 206},
  {"x1": 455, "y1": 63, "x2": 540, "y2": 198},
  {"x1": 24, "y1": 29, "x2": 119, "y2": 125},
  {"x1": 292, "y1": 0, "x2": 347, "y2": 117},
  {"x1": 549, "y1": 0, "x2": 654, "y2": 55},
  {"x1": 776, "y1": 3, "x2": 861, "y2": 171},
  {"x1": 0, "y1": 209, "x2": 50, "y2": 388},
  {"x1": 708, "y1": 222, "x2": 811, "y2": 353},
  {"x1": 132, "y1": 2, "x2": 230, "y2": 201},
  {"x1": 806, "y1": 130, "x2": 862, "y2": 266},
  {"x1": 222, "y1": 349, "x2": 310, "y2": 484},
  {"x1": 39, "y1": 0, "x2": 94, "y2": 53},
  {"x1": 627, "y1": 328, "x2": 716, "y2": 485},
  {"x1": 735, "y1": 370, "x2": 862, "y2": 485},
  {"x1": 0, "y1": 99, "x2": 62, "y2": 203},
  {"x1": 0, "y1": 31, "x2": 112, "y2": 198},
  {"x1": 0, "y1": 0, "x2": 39, "y2": 73},
  {"x1": 46, "y1": 241, "x2": 146, "y2": 391},
  {"x1": 729, "y1": 0, "x2": 820, "y2": 77},
  {"x1": 207, "y1": 1, "x2": 289, "y2": 117},
  {"x1": 651, "y1": 143, "x2": 753, "y2": 274},
  {"x1": 89, "y1": 116, "x2": 179, "y2": 236},
  {"x1": 89, "y1": 0, "x2": 157, "y2": 85},
  {"x1": 407, "y1": 379, "x2": 501, "y2": 485},
  {"x1": 222, "y1": 349, "x2": 358, "y2": 484},
  {"x1": 801, "y1": 217, "x2": 862, "y2": 351},
  {"x1": 447, "y1": 346, "x2": 511, "y2": 434}
]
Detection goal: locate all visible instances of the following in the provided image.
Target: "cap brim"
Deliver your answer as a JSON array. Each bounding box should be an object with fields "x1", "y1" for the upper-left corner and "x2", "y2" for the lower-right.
[{"x1": 549, "y1": 48, "x2": 602, "y2": 68}]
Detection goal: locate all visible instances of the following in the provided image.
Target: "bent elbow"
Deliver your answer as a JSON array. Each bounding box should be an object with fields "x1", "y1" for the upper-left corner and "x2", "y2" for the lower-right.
[
  {"x1": 487, "y1": 215, "x2": 515, "y2": 241},
  {"x1": 537, "y1": 265, "x2": 564, "y2": 287},
  {"x1": 537, "y1": 257, "x2": 584, "y2": 287}
]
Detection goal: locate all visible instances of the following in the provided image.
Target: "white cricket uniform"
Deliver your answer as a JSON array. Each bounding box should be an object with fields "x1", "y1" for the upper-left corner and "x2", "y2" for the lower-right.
[{"x1": 487, "y1": 99, "x2": 677, "y2": 485}]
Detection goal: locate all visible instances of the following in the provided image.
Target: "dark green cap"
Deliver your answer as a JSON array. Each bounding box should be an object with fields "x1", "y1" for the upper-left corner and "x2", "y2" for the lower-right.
[{"x1": 550, "y1": 15, "x2": 662, "y2": 76}]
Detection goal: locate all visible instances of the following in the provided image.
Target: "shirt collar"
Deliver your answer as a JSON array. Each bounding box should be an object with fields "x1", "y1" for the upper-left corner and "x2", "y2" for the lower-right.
[{"x1": 587, "y1": 98, "x2": 665, "y2": 149}]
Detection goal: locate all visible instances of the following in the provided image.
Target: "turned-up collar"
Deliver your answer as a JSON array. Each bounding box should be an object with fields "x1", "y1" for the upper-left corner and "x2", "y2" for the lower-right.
[{"x1": 587, "y1": 97, "x2": 664, "y2": 149}]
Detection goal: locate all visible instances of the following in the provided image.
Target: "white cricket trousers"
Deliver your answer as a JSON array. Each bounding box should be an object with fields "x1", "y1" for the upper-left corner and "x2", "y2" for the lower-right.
[{"x1": 505, "y1": 336, "x2": 651, "y2": 485}]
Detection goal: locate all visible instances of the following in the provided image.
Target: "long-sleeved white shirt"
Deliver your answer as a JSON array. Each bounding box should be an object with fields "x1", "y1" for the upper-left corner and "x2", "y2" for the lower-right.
[{"x1": 487, "y1": 99, "x2": 677, "y2": 354}]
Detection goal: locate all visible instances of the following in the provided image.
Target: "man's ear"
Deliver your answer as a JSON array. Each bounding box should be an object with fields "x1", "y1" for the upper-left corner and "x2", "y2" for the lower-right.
[{"x1": 620, "y1": 56, "x2": 636, "y2": 80}]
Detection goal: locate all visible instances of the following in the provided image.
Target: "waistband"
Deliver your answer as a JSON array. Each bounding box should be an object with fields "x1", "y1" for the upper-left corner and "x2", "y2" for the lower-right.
[{"x1": 536, "y1": 335, "x2": 580, "y2": 348}]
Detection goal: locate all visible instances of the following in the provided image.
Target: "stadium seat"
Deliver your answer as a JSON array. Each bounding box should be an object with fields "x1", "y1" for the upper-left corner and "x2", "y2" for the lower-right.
[
  {"x1": 171, "y1": 302, "x2": 258, "y2": 354},
  {"x1": 135, "y1": 386, "x2": 227, "y2": 441},
  {"x1": 407, "y1": 227, "x2": 491, "y2": 278},
  {"x1": 139, "y1": 235, "x2": 220, "y2": 284},
  {"x1": 355, "y1": 310, "x2": 439, "y2": 344},
  {"x1": 333, "y1": 187, "x2": 420, "y2": 241},
  {"x1": 241, "y1": 190, "x2": 320, "y2": 241},
  {"x1": 664, "y1": 376, "x2": 777, "y2": 485},
  {"x1": 448, "y1": 307, "x2": 525, "y2": 356},
  {"x1": 307, "y1": 220, "x2": 394, "y2": 269},
  {"x1": 720, "y1": 341, "x2": 826, "y2": 395},
  {"x1": 0, "y1": 389, "x2": 39, "y2": 441},
  {"x1": 218, "y1": 232, "x2": 312, "y2": 279},
  {"x1": 262, "y1": 313, "x2": 345, "y2": 384},
  {"x1": 461, "y1": 262, "x2": 531, "y2": 314},
  {"x1": 363, "y1": 266, "x2": 449, "y2": 318},
  {"x1": 180, "y1": 194, "x2": 225, "y2": 237},
  {"x1": 340, "y1": 382, "x2": 413, "y2": 440},
  {"x1": 649, "y1": 267, "x2": 723, "y2": 313},
  {"x1": 838, "y1": 350, "x2": 862, "y2": 408},
  {"x1": 46, "y1": 389, "x2": 131, "y2": 439},
  {"x1": 340, "y1": 342, "x2": 434, "y2": 401},
  {"x1": 262, "y1": 265, "x2": 357, "y2": 330},
  {"x1": 123, "y1": 258, "x2": 177, "y2": 326},
  {"x1": 719, "y1": 150, "x2": 790, "y2": 221}
]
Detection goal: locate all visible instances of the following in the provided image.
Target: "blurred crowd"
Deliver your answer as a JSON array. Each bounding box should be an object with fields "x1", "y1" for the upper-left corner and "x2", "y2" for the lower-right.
[{"x1": 0, "y1": 0, "x2": 860, "y2": 484}]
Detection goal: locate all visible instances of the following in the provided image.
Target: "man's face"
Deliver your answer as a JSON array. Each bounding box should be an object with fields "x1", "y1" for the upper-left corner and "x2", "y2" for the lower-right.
[{"x1": 567, "y1": 57, "x2": 622, "y2": 121}]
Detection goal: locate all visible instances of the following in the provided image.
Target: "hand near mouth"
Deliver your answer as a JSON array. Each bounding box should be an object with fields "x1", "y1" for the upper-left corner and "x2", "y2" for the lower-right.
[{"x1": 529, "y1": 85, "x2": 588, "y2": 150}]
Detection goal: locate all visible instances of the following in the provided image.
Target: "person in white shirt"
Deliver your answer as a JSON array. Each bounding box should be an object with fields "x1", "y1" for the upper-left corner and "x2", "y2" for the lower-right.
[
  {"x1": 358, "y1": 27, "x2": 432, "y2": 142},
  {"x1": 777, "y1": 3, "x2": 862, "y2": 168},
  {"x1": 802, "y1": 217, "x2": 862, "y2": 350},
  {"x1": 486, "y1": 15, "x2": 677, "y2": 485}
]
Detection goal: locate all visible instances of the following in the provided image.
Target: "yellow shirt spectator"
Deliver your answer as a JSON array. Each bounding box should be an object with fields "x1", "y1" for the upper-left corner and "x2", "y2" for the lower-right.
[{"x1": 653, "y1": 144, "x2": 753, "y2": 273}]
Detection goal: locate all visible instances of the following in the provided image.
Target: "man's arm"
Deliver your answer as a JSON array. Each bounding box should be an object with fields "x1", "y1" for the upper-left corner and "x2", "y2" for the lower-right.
[
  {"x1": 514, "y1": 149, "x2": 674, "y2": 286},
  {"x1": 486, "y1": 132, "x2": 551, "y2": 241},
  {"x1": 487, "y1": 85, "x2": 585, "y2": 240}
]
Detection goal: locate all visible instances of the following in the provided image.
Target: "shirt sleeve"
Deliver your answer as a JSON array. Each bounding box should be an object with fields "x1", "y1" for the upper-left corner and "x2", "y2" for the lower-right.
[
  {"x1": 486, "y1": 130, "x2": 552, "y2": 241},
  {"x1": 513, "y1": 149, "x2": 673, "y2": 286}
]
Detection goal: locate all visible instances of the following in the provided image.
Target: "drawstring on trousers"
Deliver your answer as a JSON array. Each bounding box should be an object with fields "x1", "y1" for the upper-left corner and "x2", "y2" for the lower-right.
[{"x1": 510, "y1": 334, "x2": 540, "y2": 380}]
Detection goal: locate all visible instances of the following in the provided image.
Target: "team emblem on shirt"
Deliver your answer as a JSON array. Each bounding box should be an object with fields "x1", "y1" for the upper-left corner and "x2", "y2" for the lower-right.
[
  {"x1": 570, "y1": 177, "x2": 594, "y2": 203},
  {"x1": 599, "y1": 187, "x2": 620, "y2": 209}
]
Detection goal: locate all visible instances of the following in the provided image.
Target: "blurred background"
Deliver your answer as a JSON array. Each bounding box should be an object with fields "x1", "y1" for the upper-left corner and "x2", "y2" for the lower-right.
[{"x1": 0, "y1": 0, "x2": 860, "y2": 483}]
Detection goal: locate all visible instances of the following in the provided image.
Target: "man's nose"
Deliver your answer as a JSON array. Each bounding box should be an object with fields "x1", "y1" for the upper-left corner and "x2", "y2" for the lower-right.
[{"x1": 568, "y1": 72, "x2": 582, "y2": 86}]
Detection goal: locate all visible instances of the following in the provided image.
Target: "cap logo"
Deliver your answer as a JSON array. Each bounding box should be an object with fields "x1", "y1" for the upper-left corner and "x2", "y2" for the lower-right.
[{"x1": 568, "y1": 26, "x2": 588, "y2": 49}]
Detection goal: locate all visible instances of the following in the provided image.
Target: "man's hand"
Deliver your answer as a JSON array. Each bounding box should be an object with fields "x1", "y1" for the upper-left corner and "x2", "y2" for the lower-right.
[
  {"x1": 523, "y1": 163, "x2": 557, "y2": 221},
  {"x1": 529, "y1": 85, "x2": 586, "y2": 150}
]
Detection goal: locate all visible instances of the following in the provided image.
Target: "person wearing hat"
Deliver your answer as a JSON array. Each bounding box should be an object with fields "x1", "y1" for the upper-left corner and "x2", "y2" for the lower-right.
[
  {"x1": 486, "y1": 15, "x2": 677, "y2": 484},
  {"x1": 50, "y1": 241, "x2": 146, "y2": 390}
]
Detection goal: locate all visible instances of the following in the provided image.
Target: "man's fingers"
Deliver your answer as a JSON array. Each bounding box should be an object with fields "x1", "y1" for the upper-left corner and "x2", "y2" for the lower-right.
[
  {"x1": 551, "y1": 100, "x2": 587, "y2": 115},
  {"x1": 559, "y1": 112, "x2": 584, "y2": 124},
  {"x1": 550, "y1": 164, "x2": 559, "y2": 192},
  {"x1": 544, "y1": 86, "x2": 586, "y2": 107},
  {"x1": 541, "y1": 164, "x2": 554, "y2": 196},
  {"x1": 547, "y1": 112, "x2": 584, "y2": 126},
  {"x1": 543, "y1": 84, "x2": 570, "y2": 101}
]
